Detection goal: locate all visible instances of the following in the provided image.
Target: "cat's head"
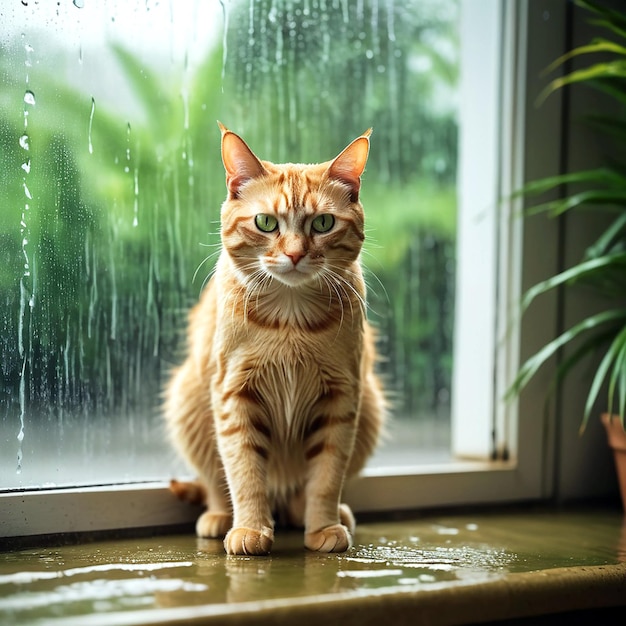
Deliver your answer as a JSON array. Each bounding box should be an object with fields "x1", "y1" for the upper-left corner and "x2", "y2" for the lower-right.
[{"x1": 219, "y1": 123, "x2": 371, "y2": 288}]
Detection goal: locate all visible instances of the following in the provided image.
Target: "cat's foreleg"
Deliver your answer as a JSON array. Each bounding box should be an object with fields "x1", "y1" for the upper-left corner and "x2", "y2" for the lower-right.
[
  {"x1": 303, "y1": 409, "x2": 358, "y2": 553},
  {"x1": 215, "y1": 396, "x2": 274, "y2": 555}
]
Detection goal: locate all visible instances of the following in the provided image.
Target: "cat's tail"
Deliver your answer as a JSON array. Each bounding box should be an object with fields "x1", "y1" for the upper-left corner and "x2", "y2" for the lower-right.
[{"x1": 169, "y1": 478, "x2": 208, "y2": 506}]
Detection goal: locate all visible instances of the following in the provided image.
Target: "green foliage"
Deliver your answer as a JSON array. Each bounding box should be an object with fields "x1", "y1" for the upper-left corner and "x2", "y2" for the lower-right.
[
  {"x1": 0, "y1": 0, "x2": 458, "y2": 421},
  {"x1": 363, "y1": 180, "x2": 456, "y2": 267},
  {"x1": 509, "y1": 0, "x2": 626, "y2": 430}
]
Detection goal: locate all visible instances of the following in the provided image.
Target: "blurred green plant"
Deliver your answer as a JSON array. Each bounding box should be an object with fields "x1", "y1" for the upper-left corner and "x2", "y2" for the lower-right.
[{"x1": 0, "y1": 0, "x2": 458, "y2": 424}]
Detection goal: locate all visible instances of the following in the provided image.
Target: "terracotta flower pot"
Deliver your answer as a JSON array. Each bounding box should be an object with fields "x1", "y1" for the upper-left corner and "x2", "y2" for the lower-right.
[{"x1": 601, "y1": 413, "x2": 626, "y2": 510}]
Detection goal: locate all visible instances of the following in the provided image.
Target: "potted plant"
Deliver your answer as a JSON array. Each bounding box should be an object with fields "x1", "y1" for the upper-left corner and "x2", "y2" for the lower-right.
[{"x1": 508, "y1": 0, "x2": 626, "y2": 507}]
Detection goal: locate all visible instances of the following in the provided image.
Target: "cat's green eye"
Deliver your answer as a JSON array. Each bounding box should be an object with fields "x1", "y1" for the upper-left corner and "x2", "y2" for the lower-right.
[
  {"x1": 255, "y1": 214, "x2": 279, "y2": 233},
  {"x1": 311, "y1": 214, "x2": 335, "y2": 233}
]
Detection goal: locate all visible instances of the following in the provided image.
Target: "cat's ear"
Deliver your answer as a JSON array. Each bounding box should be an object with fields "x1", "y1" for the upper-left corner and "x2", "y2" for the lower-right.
[
  {"x1": 218, "y1": 122, "x2": 266, "y2": 197},
  {"x1": 327, "y1": 129, "x2": 372, "y2": 202}
]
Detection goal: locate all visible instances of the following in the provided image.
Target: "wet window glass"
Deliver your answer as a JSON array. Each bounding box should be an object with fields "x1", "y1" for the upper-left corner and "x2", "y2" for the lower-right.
[{"x1": 0, "y1": 0, "x2": 458, "y2": 489}]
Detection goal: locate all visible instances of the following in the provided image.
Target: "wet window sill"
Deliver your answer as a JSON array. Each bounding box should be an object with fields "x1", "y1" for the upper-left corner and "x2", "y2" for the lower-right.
[{"x1": 1, "y1": 507, "x2": 625, "y2": 625}]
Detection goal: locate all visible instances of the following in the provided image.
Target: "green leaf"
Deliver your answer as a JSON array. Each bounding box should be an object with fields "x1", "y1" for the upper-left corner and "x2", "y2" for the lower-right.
[
  {"x1": 584, "y1": 212, "x2": 626, "y2": 259},
  {"x1": 588, "y1": 17, "x2": 626, "y2": 41},
  {"x1": 585, "y1": 78, "x2": 626, "y2": 106},
  {"x1": 575, "y1": 0, "x2": 626, "y2": 34},
  {"x1": 517, "y1": 168, "x2": 626, "y2": 198},
  {"x1": 553, "y1": 326, "x2": 619, "y2": 393},
  {"x1": 521, "y1": 252, "x2": 626, "y2": 311},
  {"x1": 509, "y1": 309, "x2": 626, "y2": 398},
  {"x1": 607, "y1": 330, "x2": 626, "y2": 417},
  {"x1": 525, "y1": 189, "x2": 626, "y2": 217},
  {"x1": 538, "y1": 61, "x2": 626, "y2": 104},
  {"x1": 582, "y1": 325, "x2": 626, "y2": 430},
  {"x1": 619, "y1": 352, "x2": 626, "y2": 424},
  {"x1": 543, "y1": 40, "x2": 626, "y2": 77}
]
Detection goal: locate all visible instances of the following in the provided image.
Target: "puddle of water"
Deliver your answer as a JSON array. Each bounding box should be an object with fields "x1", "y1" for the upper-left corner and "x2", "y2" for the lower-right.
[{"x1": 0, "y1": 509, "x2": 623, "y2": 624}]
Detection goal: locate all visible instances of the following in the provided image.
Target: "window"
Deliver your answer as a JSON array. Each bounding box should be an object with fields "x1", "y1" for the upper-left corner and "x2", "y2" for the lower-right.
[
  {"x1": 2, "y1": 0, "x2": 602, "y2": 538},
  {"x1": 1, "y1": 0, "x2": 459, "y2": 491}
]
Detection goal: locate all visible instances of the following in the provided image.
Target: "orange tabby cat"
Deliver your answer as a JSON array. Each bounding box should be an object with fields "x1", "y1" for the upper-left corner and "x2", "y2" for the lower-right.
[{"x1": 164, "y1": 124, "x2": 385, "y2": 555}]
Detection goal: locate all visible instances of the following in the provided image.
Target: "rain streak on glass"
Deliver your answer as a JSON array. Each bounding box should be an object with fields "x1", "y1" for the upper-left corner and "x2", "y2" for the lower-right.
[
  {"x1": 0, "y1": 0, "x2": 458, "y2": 487},
  {"x1": 16, "y1": 44, "x2": 37, "y2": 474},
  {"x1": 88, "y1": 96, "x2": 95, "y2": 154}
]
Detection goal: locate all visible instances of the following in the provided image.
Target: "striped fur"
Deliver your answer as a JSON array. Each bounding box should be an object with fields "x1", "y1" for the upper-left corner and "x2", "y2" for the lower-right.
[{"x1": 164, "y1": 125, "x2": 385, "y2": 555}]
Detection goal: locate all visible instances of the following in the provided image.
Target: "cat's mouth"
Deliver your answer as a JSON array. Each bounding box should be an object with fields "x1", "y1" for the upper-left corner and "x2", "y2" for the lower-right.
[{"x1": 262, "y1": 257, "x2": 318, "y2": 287}]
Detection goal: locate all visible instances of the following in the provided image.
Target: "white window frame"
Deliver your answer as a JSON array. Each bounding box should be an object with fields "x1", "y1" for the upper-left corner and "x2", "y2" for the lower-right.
[{"x1": 0, "y1": 0, "x2": 575, "y2": 540}]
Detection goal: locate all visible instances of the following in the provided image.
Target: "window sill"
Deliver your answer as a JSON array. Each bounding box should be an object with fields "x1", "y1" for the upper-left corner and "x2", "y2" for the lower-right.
[
  {"x1": 0, "y1": 507, "x2": 624, "y2": 625},
  {"x1": 0, "y1": 460, "x2": 525, "y2": 540}
]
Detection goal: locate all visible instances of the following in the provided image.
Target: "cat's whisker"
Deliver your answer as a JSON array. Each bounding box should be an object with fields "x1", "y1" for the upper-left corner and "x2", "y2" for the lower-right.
[
  {"x1": 255, "y1": 274, "x2": 274, "y2": 314},
  {"x1": 319, "y1": 273, "x2": 345, "y2": 331},
  {"x1": 324, "y1": 265, "x2": 368, "y2": 316},
  {"x1": 321, "y1": 268, "x2": 357, "y2": 328},
  {"x1": 330, "y1": 279, "x2": 349, "y2": 336},
  {"x1": 200, "y1": 266, "x2": 218, "y2": 292},
  {"x1": 360, "y1": 247, "x2": 389, "y2": 275},
  {"x1": 220, "y1": 259, "x2": 267, "y2": 324},
  {"x1": 193, "y1": 249, "x2": 222, "y2": 285},
  {"x1": 245, "y1": 269, "x2": 269, "y2": 321},
  {"x1": 363, "y1": 268, "x2": 390, "y2": 305},
  {"x1": 333, "y1": 261, "x2": 387, "y2": 305}
]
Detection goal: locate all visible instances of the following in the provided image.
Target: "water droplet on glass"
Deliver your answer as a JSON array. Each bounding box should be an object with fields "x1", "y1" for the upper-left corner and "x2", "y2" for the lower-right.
[
  {"x1": 24, "y1": 90, "x2": 35, "y2": 106},
  {"x1": 219, "y1": 0, "x2": 229, "y2": 88},
  {"x1": 73, "y1": 0, "x2": 85, "y2": 8},
  {"x1": 133, "y1": 167, "x2": 139, "y2": 226},
  {"x1": 19, "y1": 134, "x2": 29, "y2": 150},
  {"x1": 88, "y1": 97, "x2": 95, "y2": 154}
]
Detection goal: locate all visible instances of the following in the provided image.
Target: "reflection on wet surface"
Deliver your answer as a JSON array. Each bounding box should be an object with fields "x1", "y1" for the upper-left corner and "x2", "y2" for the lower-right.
[{"x1": 0, "y1": 508, "x2": 624, "y2": 624}]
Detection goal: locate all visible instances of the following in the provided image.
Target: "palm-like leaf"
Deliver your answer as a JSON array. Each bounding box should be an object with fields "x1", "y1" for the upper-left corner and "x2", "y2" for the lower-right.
[
  {"x1": 511, "y1": 0, "x2": 626, "y2": 428},
  {"x1": 520, "y1": 252, "x2": 626, "y2": 313},
  {"x1": 510, "y1": 309, "x2": 626, "y2": 398}
]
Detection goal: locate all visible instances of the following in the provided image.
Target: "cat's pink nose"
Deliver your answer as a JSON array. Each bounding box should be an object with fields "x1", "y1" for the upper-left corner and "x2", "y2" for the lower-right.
[{"x1": 286, "y1": 252, "x2": 304, "y2": 266}]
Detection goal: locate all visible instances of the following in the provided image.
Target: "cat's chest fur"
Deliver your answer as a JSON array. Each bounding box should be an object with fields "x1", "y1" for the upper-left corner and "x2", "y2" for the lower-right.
[
  {"x1": 253, "y1": 348, "x2": 322, "y2": 432},
  {"x1": 217, "y1": 310, "x2": 361, "y2": 427}
]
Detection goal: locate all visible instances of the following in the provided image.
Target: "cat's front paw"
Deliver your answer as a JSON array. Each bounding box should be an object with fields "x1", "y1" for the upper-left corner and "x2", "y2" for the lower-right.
[
  {"x1": 196, "y1": 511, "x2": 232, "y2": 538},
  {"x1": 305, "y1": 524, "x2": 352, "y2": 553},
  {"x1": 224, "y1": 526, "x2": 274, "y2": 555}
]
